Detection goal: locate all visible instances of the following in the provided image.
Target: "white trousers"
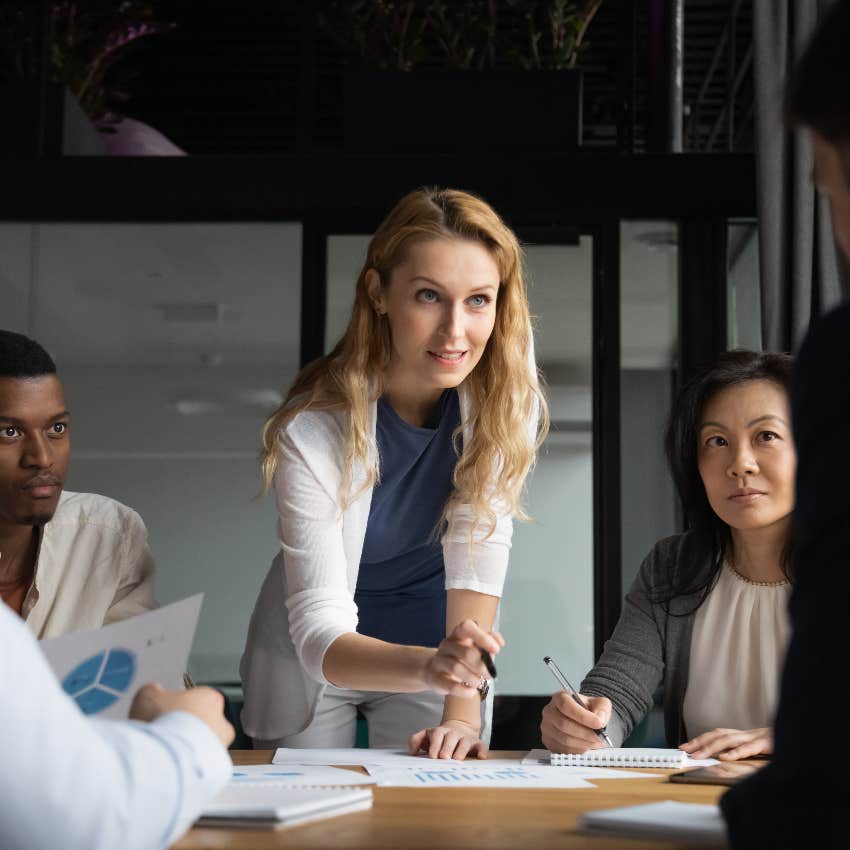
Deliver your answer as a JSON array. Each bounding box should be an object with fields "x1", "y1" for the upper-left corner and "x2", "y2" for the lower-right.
[{"x1": 254, "y1": 684, "x2": 493, "y2": 749}]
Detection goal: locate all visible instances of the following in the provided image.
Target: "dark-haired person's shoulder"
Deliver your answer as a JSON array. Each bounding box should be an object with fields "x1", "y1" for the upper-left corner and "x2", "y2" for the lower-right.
[
  {"x1": 643, "y1": 531, "x2": 699, "y2": 563},
  {"x1": 792, "y1": 301, "x2": 850, "y2": 440},
  {"x1": 636, "y1": 532, "x2": 698, "y2": 585},
  {"x1": 797, "y1": 299, "x2": 850, "y2": 364}
]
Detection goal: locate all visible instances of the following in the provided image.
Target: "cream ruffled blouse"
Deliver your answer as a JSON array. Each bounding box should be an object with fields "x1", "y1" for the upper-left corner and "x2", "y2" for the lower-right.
[{"x1": 682, "y1": 561, "x2": 791, "y2": 739}]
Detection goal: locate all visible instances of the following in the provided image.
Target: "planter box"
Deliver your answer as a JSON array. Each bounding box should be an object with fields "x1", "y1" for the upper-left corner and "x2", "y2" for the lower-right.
[
  {"x1": 342, "y1": 70, "x2": 582, "y2": 152},
  {"x1": 0, "y1": 82, "x2": 105, "y2": 156}
]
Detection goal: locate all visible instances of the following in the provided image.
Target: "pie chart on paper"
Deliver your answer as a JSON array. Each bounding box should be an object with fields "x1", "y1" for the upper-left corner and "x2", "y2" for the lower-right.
[{"x1": 61, "y1": 648, "x2": 137, "y2": 714}]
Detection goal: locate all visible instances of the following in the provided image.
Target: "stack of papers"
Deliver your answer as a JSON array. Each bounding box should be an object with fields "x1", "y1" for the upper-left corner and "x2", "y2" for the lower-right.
[{"x1": 198, "y1": 786, "x2": 373, "y2": 830}]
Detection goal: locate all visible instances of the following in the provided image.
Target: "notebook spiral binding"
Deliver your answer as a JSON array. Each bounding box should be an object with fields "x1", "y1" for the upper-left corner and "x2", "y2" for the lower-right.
[{"x1": 550, "y1": 750, "x2": 686, "y2": 769}]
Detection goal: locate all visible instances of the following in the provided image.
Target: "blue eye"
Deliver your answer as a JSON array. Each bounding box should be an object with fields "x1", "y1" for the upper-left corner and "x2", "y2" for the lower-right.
[
  {"x1": 416, "y1": 289, "x2": 438, "y2": 303},
  {"x1": 468, "y1": 294, "x2": 490, "y2": 307}
]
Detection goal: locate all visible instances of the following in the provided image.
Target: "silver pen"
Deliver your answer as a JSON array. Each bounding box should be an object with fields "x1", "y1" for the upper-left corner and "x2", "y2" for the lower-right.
[{"x1": 543, "y1": 655, "x2": 613, "y2": 748}]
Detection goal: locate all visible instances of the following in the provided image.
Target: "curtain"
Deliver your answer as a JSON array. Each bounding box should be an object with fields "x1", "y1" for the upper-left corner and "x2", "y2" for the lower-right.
[{"x1": 753, "y1": 0, "x2": 846, "y2": 352}]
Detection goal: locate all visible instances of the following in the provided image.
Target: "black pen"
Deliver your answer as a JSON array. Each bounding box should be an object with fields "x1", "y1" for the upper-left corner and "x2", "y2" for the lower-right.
[
  {"x1": 470, "y1": 619, "x2": 497, "y2": 679},
  {"x1": 542, "y1": 655, "x2": 613, "y2": 748},
  {"x1": 480, "y1": 649, "x2": 497, "y2": 679}
]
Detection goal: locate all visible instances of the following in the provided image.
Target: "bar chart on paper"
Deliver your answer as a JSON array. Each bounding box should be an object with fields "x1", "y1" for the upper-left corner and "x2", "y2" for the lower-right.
[
  {"x1": 410, "y1": 765, "x2": 541, "y2": 785},
  {"x1": 367, "y1": 762, "x2": 594, "y2": 789}
]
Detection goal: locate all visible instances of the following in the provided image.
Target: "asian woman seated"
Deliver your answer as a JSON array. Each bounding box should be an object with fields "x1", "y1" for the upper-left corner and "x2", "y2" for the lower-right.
[{"x1": 542, "y1": 351, "x2": 795, "y2": 761}]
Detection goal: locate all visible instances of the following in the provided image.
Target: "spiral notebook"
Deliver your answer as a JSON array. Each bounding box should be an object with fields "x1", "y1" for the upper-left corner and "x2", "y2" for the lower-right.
[{"x1": 551, "y1": 748, "x2": 688, "y2": 768}]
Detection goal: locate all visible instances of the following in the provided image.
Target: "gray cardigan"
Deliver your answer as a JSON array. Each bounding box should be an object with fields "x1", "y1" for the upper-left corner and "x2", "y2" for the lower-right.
[{"x1": 580, "y1": 532, "x2": 716, "y2": 747}]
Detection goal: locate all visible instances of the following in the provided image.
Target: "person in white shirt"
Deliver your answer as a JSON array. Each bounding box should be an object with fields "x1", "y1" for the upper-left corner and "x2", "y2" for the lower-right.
[
  {"x1": 0, "y1": 600, "x2": 233, "y2": 850},
  {"x1": 0, "y1": 330, "x2": 156, "y2": 635},
  {"x1": 241, "y1": 188, "x2": 548, "y2": 759}
]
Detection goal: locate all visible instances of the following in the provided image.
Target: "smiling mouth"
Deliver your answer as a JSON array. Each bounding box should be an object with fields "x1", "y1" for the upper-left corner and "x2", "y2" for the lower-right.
[{"x1": 428, "y1": 350, "x2": 467, "y2": 364}]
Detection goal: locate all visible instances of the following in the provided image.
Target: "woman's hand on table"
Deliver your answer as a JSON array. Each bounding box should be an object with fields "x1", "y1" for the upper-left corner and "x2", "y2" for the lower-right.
[
  {"x1": 408, "y1": 719, "x2": 487, "y2": 760},
  {"x1": 422, "y1": 618, "x2": 503, "y2": 697},
  {"x1": 540, "y1": 692, "x2": 612, "y2": 754},
  {"x1": 680, "y1": 726, "x2": 772, "y2": 760}
]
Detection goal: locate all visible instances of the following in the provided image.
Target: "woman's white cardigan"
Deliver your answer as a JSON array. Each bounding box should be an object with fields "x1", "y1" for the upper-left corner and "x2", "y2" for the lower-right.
[{"x1": 240, "y1": 386, "x2": 518, "y2": 741}]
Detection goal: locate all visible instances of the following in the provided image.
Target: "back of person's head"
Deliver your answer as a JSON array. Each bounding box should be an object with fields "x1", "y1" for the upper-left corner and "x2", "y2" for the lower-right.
[
  {"x1": 785, "y1": 0, "x2": 850, "y2": 145},
  {"x1": 0, "y1": 330, "x2": 56, "y2": 378},
  {"x1": 666, "y1": 350, "x2": 794, "y2": 532}
]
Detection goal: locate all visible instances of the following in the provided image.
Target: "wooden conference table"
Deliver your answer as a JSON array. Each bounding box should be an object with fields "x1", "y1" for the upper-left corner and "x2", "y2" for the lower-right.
[{"x1": 172, "y1": 750, "x2": 733, "y2": 850}]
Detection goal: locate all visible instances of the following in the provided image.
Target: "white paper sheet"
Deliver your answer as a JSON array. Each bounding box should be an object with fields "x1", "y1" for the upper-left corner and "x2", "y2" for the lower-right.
[
  {"x1": 229, "y1": 764, "x2": 375, "y2": 787},
  {"x1": 523, "y1": 748, "x2": 719, "y2": 768},
  {"x1": 365, "y1": 763, "x2": 595, "y2": 789},
  {"x1": 39, "y1": 594, "x2": 203, "y2": 719},
  {"x1": 272, "y1": 747, "x2": 464, "y2": 767}
]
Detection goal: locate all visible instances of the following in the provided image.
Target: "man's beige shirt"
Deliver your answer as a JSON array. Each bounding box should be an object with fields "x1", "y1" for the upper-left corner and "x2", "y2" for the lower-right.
[{"x1": 22, "y1": 490, "x2": 156, "y2": 638}]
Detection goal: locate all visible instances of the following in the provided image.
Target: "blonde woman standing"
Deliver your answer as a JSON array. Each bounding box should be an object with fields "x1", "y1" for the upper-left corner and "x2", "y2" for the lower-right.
[{"x1": 241, "y1": 188, "x2": 547, "y2": 759}]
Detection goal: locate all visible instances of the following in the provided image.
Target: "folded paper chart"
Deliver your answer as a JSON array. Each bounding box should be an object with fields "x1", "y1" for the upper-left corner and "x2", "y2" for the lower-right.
[{"x1": 40, "y1": 595, "x2": 202, "y2": 719}]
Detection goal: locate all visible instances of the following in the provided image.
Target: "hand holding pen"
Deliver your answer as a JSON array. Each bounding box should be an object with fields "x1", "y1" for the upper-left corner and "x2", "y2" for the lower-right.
[
  {"x1": 423, "y1": 618, "x2": 503, "y2": 698},
  {"x1": 541, "y1": 655, "x2": 614, "y2": 753}
]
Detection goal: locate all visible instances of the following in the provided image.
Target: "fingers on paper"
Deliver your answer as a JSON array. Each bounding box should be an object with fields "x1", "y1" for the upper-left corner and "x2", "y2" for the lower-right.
[{"x1": 409, "y1": 726, "x2": 486, "y2": 761}]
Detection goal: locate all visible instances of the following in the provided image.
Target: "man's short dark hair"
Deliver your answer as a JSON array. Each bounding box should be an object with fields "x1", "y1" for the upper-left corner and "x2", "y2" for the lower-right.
[
  {"x1": 786, "y1": 0, "x2": 850, "y2": 143},
  {"x1": 0, "y1": 330, "x2": 57, "y2": 378}
]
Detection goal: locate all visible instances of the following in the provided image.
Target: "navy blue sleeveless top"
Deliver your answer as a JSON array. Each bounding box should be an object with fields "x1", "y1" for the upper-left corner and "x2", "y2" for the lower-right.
[{"x1": 354, "y1": 389, "x2": 461, "y2": 648}]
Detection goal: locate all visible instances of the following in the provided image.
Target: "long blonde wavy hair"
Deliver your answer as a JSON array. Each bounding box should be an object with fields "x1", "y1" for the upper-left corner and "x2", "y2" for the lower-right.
[{"x1": 261, "y1": 187, "x2": 548, "y2": 538}]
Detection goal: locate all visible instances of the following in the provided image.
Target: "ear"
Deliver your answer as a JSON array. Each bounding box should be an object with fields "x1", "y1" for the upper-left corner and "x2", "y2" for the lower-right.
[{"x1": 365, "y1": 269, "x2": 385, "y2": 315}]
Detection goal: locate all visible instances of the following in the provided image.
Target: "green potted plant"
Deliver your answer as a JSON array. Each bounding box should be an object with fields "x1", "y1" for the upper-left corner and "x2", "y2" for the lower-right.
[
  {"x1": 0, "y1": 0, "x2": 178, "y2": 155},
  {"x1": 321, "y1": 0, "x2": 602, "y2": 151}
]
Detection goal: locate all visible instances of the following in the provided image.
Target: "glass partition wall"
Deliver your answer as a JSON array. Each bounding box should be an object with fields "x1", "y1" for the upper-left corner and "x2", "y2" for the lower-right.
[
  {"x1": 619, "y1": 221, "x2": 679, "y2": 592},
  {"x1": 1, "y1": 212, "x2": 742, "y2": 745},
  {"x1": 1, "y1": 223, "x2": 302, "y2": 682},
  {"x1": 727, "y1": 219, "x2": 761, "y2": 350}
]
